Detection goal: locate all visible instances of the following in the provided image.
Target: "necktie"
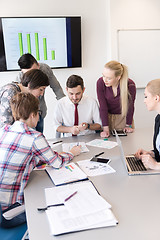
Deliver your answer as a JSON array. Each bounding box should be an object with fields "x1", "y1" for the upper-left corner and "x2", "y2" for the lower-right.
[
  {"x1": 72, "y1": 104, "x2": 78, "y2": 136},
  {"x1": 74, "y1": 104, "x2": 79, "y2": 126}
]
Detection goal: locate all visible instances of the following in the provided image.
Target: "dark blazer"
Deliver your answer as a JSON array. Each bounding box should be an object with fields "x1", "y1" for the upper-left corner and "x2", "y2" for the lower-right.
[{"x1": 153, "y1": 114, "x2": 160, "y2": 162}]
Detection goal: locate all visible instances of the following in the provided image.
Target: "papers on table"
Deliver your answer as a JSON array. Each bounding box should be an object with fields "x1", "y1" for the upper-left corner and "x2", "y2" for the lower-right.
[
  {"x1": 45, "y1": 181, "x2": 118, "y2": 235},
  {"x1": 77, "y1": 159, "x2": 116, "y2": 176},
  {"x1": 46, "y1": 162, "x2": 88, "y2": 186},
  {"x1": 62, "y1": 142, "x2": 89, "y2": 153},
  {"x1": 86, "y1": 139, "x2": 118, "y2": 149}
]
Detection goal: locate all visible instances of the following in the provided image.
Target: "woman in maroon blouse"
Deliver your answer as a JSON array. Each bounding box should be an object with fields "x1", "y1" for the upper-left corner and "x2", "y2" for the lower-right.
[{"x1": 97, "y1": 60, "x2": 136, "y2": 138}]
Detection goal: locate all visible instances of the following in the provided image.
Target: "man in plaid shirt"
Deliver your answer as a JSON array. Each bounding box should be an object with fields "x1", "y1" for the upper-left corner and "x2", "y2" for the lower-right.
[{"x1": 0, "y1": 92, "x2": 81, "y2": 228}]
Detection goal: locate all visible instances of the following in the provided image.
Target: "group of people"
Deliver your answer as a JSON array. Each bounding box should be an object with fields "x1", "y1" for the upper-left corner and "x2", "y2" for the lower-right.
[{"x1": 0, "y1": 53, "x2": 160, "y2": 229}]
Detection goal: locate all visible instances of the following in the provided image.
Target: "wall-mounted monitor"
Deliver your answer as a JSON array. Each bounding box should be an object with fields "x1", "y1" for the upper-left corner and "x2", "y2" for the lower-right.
[{"x1": 0, "y1": 16, "x2": 81, "y2": 71}]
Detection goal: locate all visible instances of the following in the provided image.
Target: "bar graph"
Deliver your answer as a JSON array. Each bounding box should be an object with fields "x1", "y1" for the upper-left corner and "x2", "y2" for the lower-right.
[
  {"x1": 2, "y1": 17, "x2": 68, "y2": 70},
  {"x1": 18, "y1": 32, "x2": 55, "y2": 62},
  {"x1": 27, "y1": 34, "x2": 31, "y2": 53},
  {"x1": 51, "y1": 50, "x2": 55, "y2": 60},
  {"x1": 35, "y1": 33, "x2": 40, "y2": 60},
  {"x1": 18, "y1": 33, "x2": 23, "y2": 56},
  {"x1": 43, "y1": 38, "x2": 47, "y2": 60}
]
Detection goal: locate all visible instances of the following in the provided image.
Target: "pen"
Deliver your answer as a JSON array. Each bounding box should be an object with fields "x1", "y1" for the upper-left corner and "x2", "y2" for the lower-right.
[
  {"x1": 37, "y1": 203, "x2": 64, "y2": 211},
  {"x1": 52, "y1": 140, "x2": 63, "y2": 145},
  {"x1": 95, "y1": 152, "x2": 105, "y2": 157},
  {"x1": 64, "y1": 191, "x2": 78, "y2": 202}
]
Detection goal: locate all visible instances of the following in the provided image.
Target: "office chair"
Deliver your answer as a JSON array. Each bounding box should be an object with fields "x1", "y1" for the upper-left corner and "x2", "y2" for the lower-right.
[{"x1": 0, "y1": 204, "x2": 27, "y2": 240}]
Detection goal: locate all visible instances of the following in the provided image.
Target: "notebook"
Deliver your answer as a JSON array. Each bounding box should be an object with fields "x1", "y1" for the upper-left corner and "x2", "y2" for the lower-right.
[{"x1": 115, "y1": 130, "x2": 160, "y2": 176}]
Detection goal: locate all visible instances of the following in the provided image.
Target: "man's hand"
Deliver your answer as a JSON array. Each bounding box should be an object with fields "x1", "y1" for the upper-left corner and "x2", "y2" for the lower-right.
[{"x1": 71, "y1": 126, "x2": 80, "y2": 135}]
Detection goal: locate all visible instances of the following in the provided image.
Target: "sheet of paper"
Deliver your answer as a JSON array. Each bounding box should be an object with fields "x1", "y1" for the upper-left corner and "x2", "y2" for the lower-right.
[
  {"x1": 45, "y1": 181, "x2": 111, "y2": 217},
  {"x1": 46, "y1": 207, "x2": 117, "y2": 235},
  {"x1": 77, "y1": 159, "x2": 116, "y2": 176},
  {"x1": 45, "y1": 181, "x2": 98, "y2": 206},
  {"x1": 45, "y1": 162, "x2": 88, "y2": 186},
  {"x1": 86, "y1": 139, "x2": 118, "y2": 149},
  {"x1": 62, "y1": 142, "x2": 89, "y2": 153}
]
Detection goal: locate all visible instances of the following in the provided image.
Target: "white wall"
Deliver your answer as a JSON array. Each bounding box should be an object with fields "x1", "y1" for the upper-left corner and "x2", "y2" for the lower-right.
[
  {"x1": 0, "y1": 0, "x2": 159, "y2": 139},
  {"x1": 110, "y1": 0, "x2": 160, "y2": 129}
]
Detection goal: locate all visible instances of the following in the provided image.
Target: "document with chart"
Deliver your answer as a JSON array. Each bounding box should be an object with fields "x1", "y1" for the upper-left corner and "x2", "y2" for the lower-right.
[
  {"x1": 77, "y1": 159, "x2": 116, "y2": 176},
  {"x1": 45, "y1": 162, "x2": 88, "y2": 186},
  {"x1": 45, "y1": 181, "x2": 118, "y2": 235}
]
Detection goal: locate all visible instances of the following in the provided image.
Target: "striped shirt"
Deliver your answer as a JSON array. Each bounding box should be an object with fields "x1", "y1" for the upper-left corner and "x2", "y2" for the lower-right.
[{"x1": 0, "y1": 121, "x2": 73, "y2": 209}]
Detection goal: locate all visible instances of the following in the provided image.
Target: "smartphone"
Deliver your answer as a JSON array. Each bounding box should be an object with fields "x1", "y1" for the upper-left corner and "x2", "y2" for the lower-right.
[
  {"x1": 111, "y1": 129, "x2": 127, "y2": 136},
  {"x1": 91, "y1": 157, "x2": 111, "y2": 164}
]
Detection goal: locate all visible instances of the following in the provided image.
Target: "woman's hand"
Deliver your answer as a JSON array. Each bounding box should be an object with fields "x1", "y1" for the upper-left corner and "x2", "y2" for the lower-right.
[
  {"x1": 124, "y1": 127, "x2": 134, "y2": 133},
  {"x1": 100, "y1": 126, "x2": 110, "y2": 138},
  {"x1": 141, "y1": 154, "x2": 160, "y2": 170},
  {"x1": 135, "y1": 149, "x2": 154, "y2": 159}
]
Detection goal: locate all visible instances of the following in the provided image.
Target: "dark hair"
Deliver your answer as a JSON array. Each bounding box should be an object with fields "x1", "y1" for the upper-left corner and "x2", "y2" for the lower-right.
[
  {"x1": 10, "y1": 92, "x2": 39, "y2": 121},
  {"x1": 18, "y1": 53, "x2": 38, "y2": 69},
  {"x1": 66, "y1": 75, "x2": 84, "y2": 90},
  {"x1": 21, "y1": 69, "x2": 49, "y2": 89}
]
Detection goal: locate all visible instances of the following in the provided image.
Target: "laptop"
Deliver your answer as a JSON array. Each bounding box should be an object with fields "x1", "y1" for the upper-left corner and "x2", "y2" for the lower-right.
[{"x1": 115, "y1": 130, "x2": 160, "y2": 176}]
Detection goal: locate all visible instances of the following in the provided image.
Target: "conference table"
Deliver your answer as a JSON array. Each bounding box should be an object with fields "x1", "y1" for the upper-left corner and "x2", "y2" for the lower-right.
[{"x1": 24, "y1": 127, "x2": 160, "y2": 240}]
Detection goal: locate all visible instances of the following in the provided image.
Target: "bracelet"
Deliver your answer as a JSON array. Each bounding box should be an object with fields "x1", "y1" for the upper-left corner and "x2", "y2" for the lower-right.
[{"x1": 126, "y1": 125, "x2": 132, "y2": 128}]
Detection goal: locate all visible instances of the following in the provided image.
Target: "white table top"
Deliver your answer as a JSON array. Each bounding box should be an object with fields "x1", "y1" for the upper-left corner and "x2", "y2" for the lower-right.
[{"x1": 24, "y1": 127, "x2": 160, "y2": 240}]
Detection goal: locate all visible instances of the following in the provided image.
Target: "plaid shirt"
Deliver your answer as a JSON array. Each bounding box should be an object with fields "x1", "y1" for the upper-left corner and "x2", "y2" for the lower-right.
[{"x1": 0, "y1": 121, "x2": 73, "y2": 209}]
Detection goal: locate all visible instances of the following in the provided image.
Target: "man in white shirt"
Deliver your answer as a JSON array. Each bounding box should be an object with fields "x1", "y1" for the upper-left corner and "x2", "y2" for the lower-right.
[{"x1": 53, "y1": 75, "x2": 102, "y2": 137}]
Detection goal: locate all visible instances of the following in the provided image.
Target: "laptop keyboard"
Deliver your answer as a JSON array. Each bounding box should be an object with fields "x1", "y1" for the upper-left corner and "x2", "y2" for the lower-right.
[{"x1": 126, "y1": 156, "x2": 147, "y2": 171}]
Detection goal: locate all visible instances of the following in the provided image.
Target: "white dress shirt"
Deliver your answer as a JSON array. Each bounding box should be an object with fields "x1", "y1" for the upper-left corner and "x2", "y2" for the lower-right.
[
  {"x1": 156, "y1": 129, "x2": 160, "y2": 154},
  {"x1": 53, "y1": 95, "x2": 102, "y2": 137}
]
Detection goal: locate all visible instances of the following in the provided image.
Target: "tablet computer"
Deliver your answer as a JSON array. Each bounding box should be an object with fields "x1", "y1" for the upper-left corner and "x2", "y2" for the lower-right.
[{"x1": 111, "y1": 129, "x2": 127, "y2": 136}]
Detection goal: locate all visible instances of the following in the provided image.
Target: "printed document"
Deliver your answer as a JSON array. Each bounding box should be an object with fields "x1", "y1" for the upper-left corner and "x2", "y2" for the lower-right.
[
  {"x1": 45, "y1": 181, "x2": 118, "y2": 235},
  {"x1": 86, "y1": 139, "x2": 118, "y2": 149},
  {"x1": 45, "y1": 162, "x2": 88, "y2": 186},
  {"x1": 77, "y1": 159, "x2": 116, "y2": 176}
]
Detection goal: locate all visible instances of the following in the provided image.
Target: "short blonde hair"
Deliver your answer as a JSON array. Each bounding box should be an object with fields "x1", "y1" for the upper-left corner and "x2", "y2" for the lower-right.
[
  {"x1": 10, "y1": 92, "x2": 39, "y2": 121},
  {"x1": 147, "y1": 79, "x2": 160, "y2": 96}
]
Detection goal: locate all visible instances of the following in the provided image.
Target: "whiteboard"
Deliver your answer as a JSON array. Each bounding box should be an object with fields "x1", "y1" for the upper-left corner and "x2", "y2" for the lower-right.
[{"x1": 118, "y1": 29, "x2": 160, "y2": 88}]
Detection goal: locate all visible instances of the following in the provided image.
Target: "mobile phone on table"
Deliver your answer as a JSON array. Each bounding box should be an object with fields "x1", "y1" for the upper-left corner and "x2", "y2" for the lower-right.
[{"x1": 91, "y1": 157, "x2": 111, "y2": 164}]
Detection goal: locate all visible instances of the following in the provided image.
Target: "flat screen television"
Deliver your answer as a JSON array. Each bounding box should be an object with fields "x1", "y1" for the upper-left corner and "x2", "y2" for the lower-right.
[{"x1": 0, "y1": 16, "x2": 81, "y2": 71}]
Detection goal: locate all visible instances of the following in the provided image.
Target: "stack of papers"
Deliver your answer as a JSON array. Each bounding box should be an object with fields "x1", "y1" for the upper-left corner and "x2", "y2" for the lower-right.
[
  {"x1": 45, "y1": 181, "x2": 118, "y2": 235},
  {"x1": 46, "y1": 162, "x2": 88, "y2": 186}
]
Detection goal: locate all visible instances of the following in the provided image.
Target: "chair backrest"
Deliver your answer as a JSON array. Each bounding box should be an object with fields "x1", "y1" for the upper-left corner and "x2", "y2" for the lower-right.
[
  {"x1": 0, "y1": 204, "x2": 27, "y2": 240},
  {"x1": 0, "y1": 223, "x2": 27, "y2": 240}
]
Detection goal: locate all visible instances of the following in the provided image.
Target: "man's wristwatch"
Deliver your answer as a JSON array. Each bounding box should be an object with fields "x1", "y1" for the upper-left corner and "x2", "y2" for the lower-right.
[{"x1": 87, "y1": 123, "x2": 90, "y2": 129}]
